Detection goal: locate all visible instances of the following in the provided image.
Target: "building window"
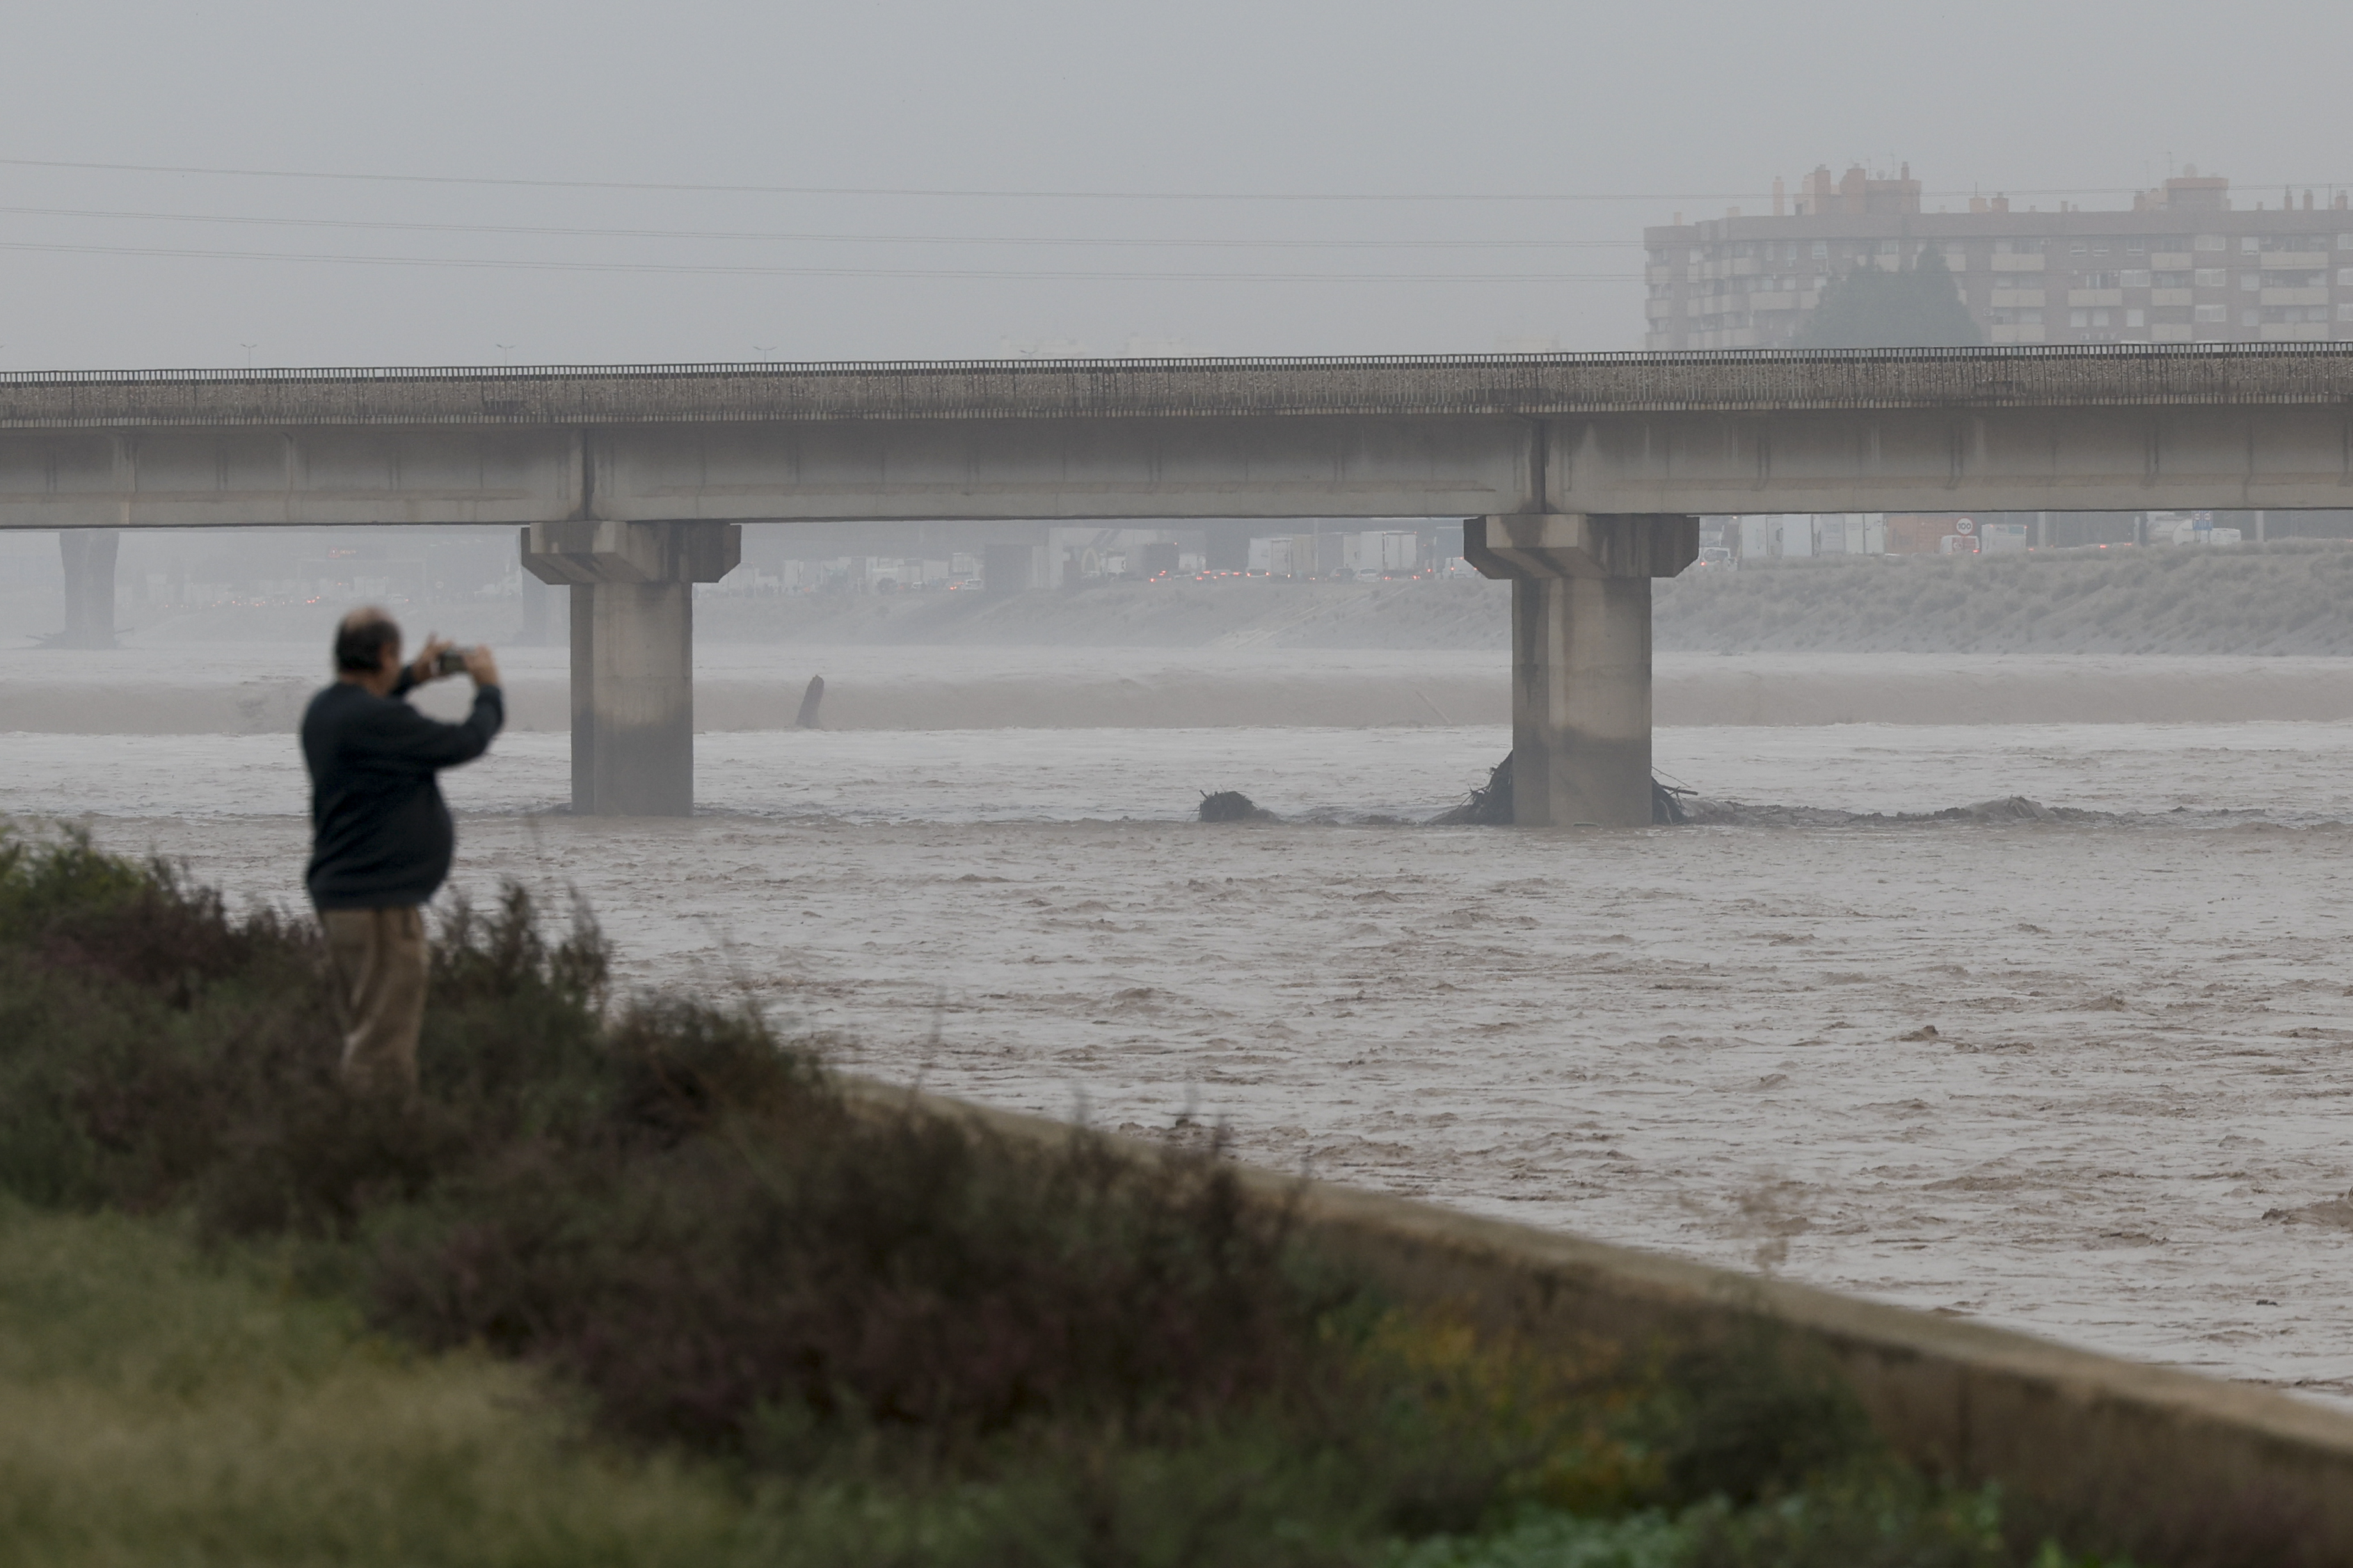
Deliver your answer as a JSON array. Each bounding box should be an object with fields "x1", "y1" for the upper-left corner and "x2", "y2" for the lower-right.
[
  {"x1": 1811, "y1": 240, "x2": 1828, "y2": 258},
  {"x1": 2241, "y1": 273, "x2": 2261, "y2": 290},
  {"x1": 2120, "y1": 269, "x2": 2151, "y2": 289},
  {"x1": 2243, "y1": 308, "x2": 2261, "y2": 327},
  {"x1": 1995, "y1": 237, "x2": 2044, "y2": 254},
  {"x1": 2128, "y1": 237, "x2": 2148, "y2": 253},
  {"x1": 2339, "y1": 233, "x2": 2353, "y2": 249},
  {"x1": 2195, "y1": 304, "x2": 2228, "y2": 323},
  {"x1": 2196, "y1": 234, "x2": 2226, "y2": 251},
  {"x1": 2126, "y1": 308, "x2": 2146, "y2": 328},
  {"x1": 2194, "y1": 268, "x2": 2226, "y2": 288},
  {"x1": 2241, "y1": 236, "x2": 2261, "y2": 253},
  {"x1": 2339, "y1": 269, "x2": 2353, "y2": 287},
  {"x1": 2338, "y1": 303, "x2": 2353, "y2": 321}
]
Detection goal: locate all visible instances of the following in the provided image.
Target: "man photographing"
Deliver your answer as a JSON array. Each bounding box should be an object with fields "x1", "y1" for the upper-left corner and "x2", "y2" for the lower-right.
[{"x1": 302, "y1": 608, "x2": 504, "y2": 1096}]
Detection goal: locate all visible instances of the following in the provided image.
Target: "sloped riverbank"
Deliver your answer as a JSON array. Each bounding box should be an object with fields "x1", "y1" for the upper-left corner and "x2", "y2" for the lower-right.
[{"x1": 0, "y1": 831, "x2": 2154, "y2": 1567}]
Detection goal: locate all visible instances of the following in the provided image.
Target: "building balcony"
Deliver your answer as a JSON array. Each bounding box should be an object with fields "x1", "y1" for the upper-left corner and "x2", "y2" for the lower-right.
[
  {"x1": 1990, "y1": 289, "x2": 2045, "y2": 307},
  {"x1": 2261, "y1": 287, "x2": 2329, "y2": 306},
  {"x1": 1991, "y1": 254, "x2": 2046, "y2": 272},
  {"x1": 2261, "y1": 323, "x2": 2331, "y2": 340},
  {"x1": 2067, "y1": 289, "x2": 2125, "y2": 307},
  {"x1": 2150, "y1": 289, "x2": 2194, "y2": 307},
  {"x1": 2261, "y1": 253, "x2": 2331, "y2": 269}
]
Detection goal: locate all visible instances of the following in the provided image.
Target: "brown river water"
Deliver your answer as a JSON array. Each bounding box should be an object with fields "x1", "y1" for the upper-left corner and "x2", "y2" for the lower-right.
[{"x1": 5, "y1": 647, "x2": 2350, "y2": 1409}]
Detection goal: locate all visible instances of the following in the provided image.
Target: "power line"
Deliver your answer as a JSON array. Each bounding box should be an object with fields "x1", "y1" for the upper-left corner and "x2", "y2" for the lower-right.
[
  {"x1": 0, "y1": 154, "x2": 2270, "y2": 204},
  {"x1": 0, "y1": 237, "x2": 1640, "y2": 283},
  {"x1": 0, "y1": 201, "x2": 1643, "y2": 249}
]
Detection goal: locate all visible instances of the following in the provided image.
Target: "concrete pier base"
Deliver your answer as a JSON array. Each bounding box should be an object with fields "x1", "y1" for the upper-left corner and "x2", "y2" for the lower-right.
[
  {"x1": 521, "y1": 520, "x2": 740, "y2": 816},
  {"x1": 568, "y1": 581, "x2": 694, "y2": 814},
  {"x1": 1465, "y1": 515, "x2": 1698, "y2": 828},
  {"x1": 56, "y1": 529, "x2": 120, "y2": 649}
]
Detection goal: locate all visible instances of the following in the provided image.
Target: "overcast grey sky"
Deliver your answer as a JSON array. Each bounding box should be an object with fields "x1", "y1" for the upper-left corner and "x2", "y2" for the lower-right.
[{"x1": 3, "y1": 0, "x2": 2345, "y2": 369}]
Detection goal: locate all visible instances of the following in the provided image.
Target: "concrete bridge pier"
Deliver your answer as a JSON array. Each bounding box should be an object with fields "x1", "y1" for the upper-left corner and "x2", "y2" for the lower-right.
[
  {"x1": 520, "y1": 520, "x2": 740, "y2": 816},
  {"x1": 1464, "y1": 515, "x2": 1698, "y2": 828},
  {"x1": 56, "y1": 529, "x2": 120, "y2": 649}
]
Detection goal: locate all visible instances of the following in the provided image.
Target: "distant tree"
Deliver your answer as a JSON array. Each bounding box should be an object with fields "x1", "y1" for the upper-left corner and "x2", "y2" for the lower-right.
[{"x1": 1796, "y1": 248, "x2": 1983, "y2": 348}]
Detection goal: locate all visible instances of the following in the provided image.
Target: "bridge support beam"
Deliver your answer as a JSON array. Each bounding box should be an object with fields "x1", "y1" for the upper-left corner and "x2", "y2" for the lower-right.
[
  {"x1": 56, "y1": 529, "x2": 120, "y2": 649},
  {"x1": 1465, "y1": 515, "x2": 1698, "y2": 828},
  {"x1": 521, "y1": 520, "x2": 740, "y2": 816}
]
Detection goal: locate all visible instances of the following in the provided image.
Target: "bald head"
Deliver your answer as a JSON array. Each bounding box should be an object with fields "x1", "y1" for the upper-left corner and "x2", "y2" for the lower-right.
[{"x1": 334, "y1": 608, "x2": 401, "y2": 676}]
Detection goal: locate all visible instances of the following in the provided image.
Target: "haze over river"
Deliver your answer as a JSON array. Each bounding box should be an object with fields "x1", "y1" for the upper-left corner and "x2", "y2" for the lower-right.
[{"x1": 8, "y1": 646, "x2": 2352, "y2": 1409}]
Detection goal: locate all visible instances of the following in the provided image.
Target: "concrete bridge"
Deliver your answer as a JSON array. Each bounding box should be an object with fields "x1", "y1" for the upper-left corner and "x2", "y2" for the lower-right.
[{"x1": 7, "y1": 344, "x2": 2352, "y2": 823}]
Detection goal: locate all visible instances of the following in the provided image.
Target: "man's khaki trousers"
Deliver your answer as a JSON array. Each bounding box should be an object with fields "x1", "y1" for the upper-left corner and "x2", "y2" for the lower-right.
[{"x1": 320, "y1": 906, "x2": 428, "y2": 1095}]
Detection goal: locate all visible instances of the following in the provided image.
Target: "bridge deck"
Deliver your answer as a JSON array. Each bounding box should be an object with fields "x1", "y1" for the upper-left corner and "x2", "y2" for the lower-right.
[{"x1": 0, "y1": 344, "x2": 2349, "y2": 429}]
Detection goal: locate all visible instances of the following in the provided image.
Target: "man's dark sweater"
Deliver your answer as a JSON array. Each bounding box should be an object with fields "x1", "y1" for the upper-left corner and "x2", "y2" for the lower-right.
[{"x1": 302, "y1": 673, "x2": 504, "y2": 910}]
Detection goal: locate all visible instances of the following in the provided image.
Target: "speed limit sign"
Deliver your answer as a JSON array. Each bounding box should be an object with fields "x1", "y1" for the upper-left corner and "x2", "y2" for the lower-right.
[{"x1": 1954, "y1": 518, "x2": 1976, "y2": 535}]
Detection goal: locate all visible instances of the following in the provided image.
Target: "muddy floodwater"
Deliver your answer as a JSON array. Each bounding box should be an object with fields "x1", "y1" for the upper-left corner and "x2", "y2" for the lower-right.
[{"x1": 8, "y1": 695, "x2": 2353, "y2": 1409}]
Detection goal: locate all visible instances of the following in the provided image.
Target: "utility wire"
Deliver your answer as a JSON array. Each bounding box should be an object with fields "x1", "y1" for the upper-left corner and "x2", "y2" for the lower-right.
[
  {"x1": 0, "y1": 202, "x2": 1643, "y2": 249},
  {"x1": 0, "y1": 237, "x2": 1639, "y2": 283},
  {"x1": 0, "y1": 154, "x2": 2286, "y2": 205}
]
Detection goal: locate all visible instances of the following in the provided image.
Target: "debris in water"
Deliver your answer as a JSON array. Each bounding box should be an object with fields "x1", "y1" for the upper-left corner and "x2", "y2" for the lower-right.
[
  {"x1": 1426, "y1": 754, "x2": 1692, "y2": 826},
  {"x1": 1898, "y1": 1025, "x2": 1941, "y2": 1041},
  {"x1": 1199, "y1": 790, "x2": 1275, "y2": 823},
  {"x1": 1427, "y1": 754, "x2": 1514, "y2": 825},
  {"x1": 794, "y1": 676, "x2": 826, "y2": 729}
]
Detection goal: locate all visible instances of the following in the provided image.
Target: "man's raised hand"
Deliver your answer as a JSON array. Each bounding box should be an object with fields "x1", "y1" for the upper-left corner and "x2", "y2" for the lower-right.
[{"x1": 411, "y1": 634, "x2": 454, "y2": 684}]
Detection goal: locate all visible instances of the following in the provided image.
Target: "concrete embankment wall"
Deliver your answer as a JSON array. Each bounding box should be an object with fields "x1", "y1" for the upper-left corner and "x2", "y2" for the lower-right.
[{"x1": 883, "y1": 1081, "x2": 2353, "y2": 1565}]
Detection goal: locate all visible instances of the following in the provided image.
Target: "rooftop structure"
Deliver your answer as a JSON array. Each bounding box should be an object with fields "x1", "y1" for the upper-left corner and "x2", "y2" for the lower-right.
[{"x1": 1644, "y1": 167, "x2": 2353, "y2": 350}]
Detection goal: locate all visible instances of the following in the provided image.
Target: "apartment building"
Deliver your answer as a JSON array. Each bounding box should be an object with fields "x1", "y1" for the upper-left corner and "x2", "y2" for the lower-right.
[{"x1": 1644, "y1": 165, "x2": 2353, "y2": 349}]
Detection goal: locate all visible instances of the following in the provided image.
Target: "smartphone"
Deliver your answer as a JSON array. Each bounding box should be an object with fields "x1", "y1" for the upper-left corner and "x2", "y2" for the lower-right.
[{"x1": 433, "y1": 647, "x2": 472, "y2": 676}]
